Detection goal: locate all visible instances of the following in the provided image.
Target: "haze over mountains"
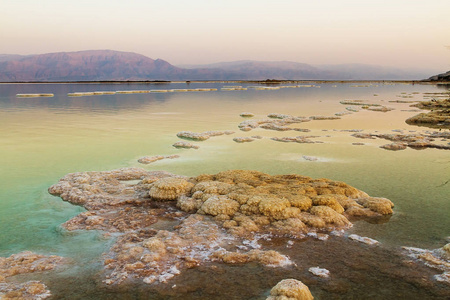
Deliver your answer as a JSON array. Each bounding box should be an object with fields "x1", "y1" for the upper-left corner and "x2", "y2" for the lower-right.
[{"x1": 0, "y1": 50, "x2": 438, "y2": 82}]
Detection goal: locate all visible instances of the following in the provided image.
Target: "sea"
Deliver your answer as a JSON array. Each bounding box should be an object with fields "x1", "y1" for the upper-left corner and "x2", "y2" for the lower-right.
[{"x1": 0, "y1": 81, "x2": 448, "y2": 299}]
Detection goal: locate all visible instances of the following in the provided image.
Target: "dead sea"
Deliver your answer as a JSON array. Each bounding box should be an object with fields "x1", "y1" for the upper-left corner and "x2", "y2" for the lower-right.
[{"x1": 0, "y1": 81, "x2": 449, "y2": 299}]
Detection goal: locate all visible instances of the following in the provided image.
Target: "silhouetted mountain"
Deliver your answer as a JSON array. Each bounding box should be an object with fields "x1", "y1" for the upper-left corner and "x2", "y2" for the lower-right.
[
  {"x1": 0, "y1": 50, "x2": 437, "y2": 81},
  {"x1": 425, "y1": 70, "x2": 450, "y2": 81}
]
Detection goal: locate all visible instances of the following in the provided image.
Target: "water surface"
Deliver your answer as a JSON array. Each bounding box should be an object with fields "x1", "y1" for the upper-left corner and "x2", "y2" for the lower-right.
[{"x1": 0, "y1": 82, "x2": 448, "y2": 299}]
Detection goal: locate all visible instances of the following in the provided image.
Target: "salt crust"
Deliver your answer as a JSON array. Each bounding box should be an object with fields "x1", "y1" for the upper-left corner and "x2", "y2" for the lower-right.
[
  {"x1": 403, "y1": 243, "x2": 450, "y2": 284},
  {"x1": 308, "y1": 266, "x2": 330, "y2": 278},
  {"x1": 348, "y1": 234, "x2": 379, "y2": 245},
  {"x1": 0, "y1": 251, "x2": 65, "y2": 299}
]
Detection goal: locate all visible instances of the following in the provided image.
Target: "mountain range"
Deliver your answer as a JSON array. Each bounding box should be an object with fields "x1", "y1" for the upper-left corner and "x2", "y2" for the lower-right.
[{"x1": 0, "y1": 50, "x2": 440, "y2": 82}]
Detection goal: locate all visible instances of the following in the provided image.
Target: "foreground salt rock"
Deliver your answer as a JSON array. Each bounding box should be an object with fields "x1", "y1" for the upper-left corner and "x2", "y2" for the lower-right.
[
  {"x1": 403, "y1": 243, "x2": 450, "y2": 284},
  {"x1": 49, "y1": 168, "x2": 394, "y2": 285},
  {"x1": 266, "y1": 279, "x2": 314, "y2": 300},
  {"x1": 177, "y1": 170, "x2": 393, "y2": 237},
  {"x1": 103, "y1": 214, "x2": 293, "y2": 285},
  {"x1": 0, "y1": 251, "x2": 65, "y2": 299}
]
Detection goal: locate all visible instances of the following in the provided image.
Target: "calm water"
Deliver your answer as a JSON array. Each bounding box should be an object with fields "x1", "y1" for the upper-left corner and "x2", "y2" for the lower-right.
[{"x1": 0, "y1": 82, "x2": 449, "y2": 299}]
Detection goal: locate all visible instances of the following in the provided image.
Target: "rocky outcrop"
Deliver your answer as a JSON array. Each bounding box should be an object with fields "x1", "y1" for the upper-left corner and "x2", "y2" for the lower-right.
[
  {"x1": 426, "y1": 71, "x2": 450, "y2": 82},
  {"x1": 406, "y1": 98, "x2": 450, "y2": 128}
]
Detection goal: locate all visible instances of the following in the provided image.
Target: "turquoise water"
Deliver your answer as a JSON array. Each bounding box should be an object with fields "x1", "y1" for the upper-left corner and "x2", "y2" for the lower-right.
[{"x1": 0, "y1": 82, "x2": 449, "y2": 298}]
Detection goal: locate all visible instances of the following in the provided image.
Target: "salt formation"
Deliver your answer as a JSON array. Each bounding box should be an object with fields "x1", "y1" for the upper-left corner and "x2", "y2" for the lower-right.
[
  {"x1": 116, "y1": 90, "x2": 150, "y2": 94},
  {"x1": 0, "y1": 251, "x2": 65, "y2": 299},
  {"x1": 176, "y1": 130, "x2": 234, "y2": 141},
  {"x1": 406, "y1": 98, "x2": 450, "y2": 128},
  {"x1": 308, "y1": 266, "x2": 330, "y2": 278},
  {"x1": 238, "y1": 114, "x2": 311, "y2": 132},
  {"x1": 271, "y1": 136, "x2": 319, "y2": 144},
  {"x1": 348, "y1": 234, "x2": 379, "y2": 245},
  {"x1": 352, "y1": 131, "x2": 450, "y2": 150},
  {"x1": 380, "y1": 143, "x2": 408, "y2": 151},
  {"x1": 49, "y1": 168, "x2": 394, "y2": 285},
  {"x1": 177, "y1": 170, "x2": 393, "y2": 237},
  {"x1": 68, "y1": 92, "x2": 95, "y2": 97},
  {"x1": 172, "y1": 141, "x2": 199, "y2": 149},
  {"x1": 340, "y1": 100, "x2": 381, "y2": 106},
  {"x1": 233, "y1": 137, "x2": 255, "y2": 143},
  {"x1": 103, "y1": 215, "x2": 292, "y2": 285},
  {"x1": 403, "y1": 243, "x2": 450, "y2": 284},
  {"x1": 16, "y1": 93, "x2": 54, "y2": 98},
  {"x1": 266, "y1": 279, "x2": 314, "y2": 300},
  {"x1": 138, "y1": 155, "x2": 179, "y2": 164},
  {"x1": 48, "y1": 168, "x2": 186, "y2": 232},
  {"x1": 149, "y1": 177, "x2": 194, "y2": 201}
]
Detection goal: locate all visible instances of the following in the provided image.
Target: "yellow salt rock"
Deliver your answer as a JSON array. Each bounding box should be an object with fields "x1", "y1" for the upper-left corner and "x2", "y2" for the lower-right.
[
  {"x1": 199, "y1": 195, "x2": 240, "y2": 216},
  {"x1": 310, "y1": 206, "x2": 350, "y2": 227},
  {"x1": 312, "y1": 195, "x2": 345, "y2": 214},
  {"x1": 357, "y1": 197, "x2": 394, "y2": 215},
  {"x1": 288, "y1": 195, "x2": 312, "y2": 211},
  {"x1": 267, "y1": 279, "x2": 314, "y2": 300},
  {"x1": 258, "y1": 196, "x2": 291, "y2": 218},
  {"x1": 149, "y1": 177, "x2": 194, "y2": 201}
]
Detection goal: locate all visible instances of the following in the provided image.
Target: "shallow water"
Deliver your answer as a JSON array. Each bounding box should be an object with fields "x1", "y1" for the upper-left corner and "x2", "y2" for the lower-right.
[{"x1": 0, "y1": 82, "x2": 449, "y2": 298}]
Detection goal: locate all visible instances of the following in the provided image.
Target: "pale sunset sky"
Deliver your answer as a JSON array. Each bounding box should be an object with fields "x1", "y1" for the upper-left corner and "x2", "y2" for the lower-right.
[{"x1": 1, "y1": 0, "x2": 449, "y2": 71}]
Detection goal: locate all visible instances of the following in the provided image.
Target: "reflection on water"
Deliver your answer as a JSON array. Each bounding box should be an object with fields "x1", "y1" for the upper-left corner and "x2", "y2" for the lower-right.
[{"x1": 0, "y1": 82, "x2": 449, "y2": 299}]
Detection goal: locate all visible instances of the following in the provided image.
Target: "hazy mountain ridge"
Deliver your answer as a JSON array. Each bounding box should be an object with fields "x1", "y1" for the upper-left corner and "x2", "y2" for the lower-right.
[
  {"x1": 0, "y1": 50, "x2": 439, "y2": 81},
  {"x1": 426, "y1": 70, "x2": 450, "y2": 81}
]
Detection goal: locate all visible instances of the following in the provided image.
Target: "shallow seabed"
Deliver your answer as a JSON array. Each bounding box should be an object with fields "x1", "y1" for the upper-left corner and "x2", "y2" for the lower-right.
[{"x1": 0, "y1": 82, "x2": 449, "y2": 299}]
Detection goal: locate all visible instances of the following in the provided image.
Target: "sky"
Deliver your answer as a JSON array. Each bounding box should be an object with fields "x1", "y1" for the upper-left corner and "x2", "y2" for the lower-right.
[{"x1": 1, "y1": 0, "x2": 449, "y2": 71}]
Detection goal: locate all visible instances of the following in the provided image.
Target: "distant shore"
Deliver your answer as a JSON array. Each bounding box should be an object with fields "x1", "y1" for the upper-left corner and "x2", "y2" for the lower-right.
[{"x1": 1, "y1": 79, "x2": 449, "y2": 85}]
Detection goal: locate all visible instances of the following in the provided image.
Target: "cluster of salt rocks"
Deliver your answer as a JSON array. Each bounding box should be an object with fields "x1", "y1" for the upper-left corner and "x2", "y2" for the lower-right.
[
  {"x1": 0, "y1": 251, "x2": 65, "y2": 299},
  {"x1": 48, "y1": 168, "x2": 394, "y2": 286},
  {"x1": 352, "y1": 131, "x2": 450, "y2": 151}
]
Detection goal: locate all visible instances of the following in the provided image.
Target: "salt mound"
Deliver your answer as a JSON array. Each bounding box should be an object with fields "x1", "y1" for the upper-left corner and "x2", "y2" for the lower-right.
[
  {"x1": 267, "y1": 279, "x2": 314, "y2": 300},
  {"x1": 177, "y1": 170, "x2": 393, "y2": 237}
]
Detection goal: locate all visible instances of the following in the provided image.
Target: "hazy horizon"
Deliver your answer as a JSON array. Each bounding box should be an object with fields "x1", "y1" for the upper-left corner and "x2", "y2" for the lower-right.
[{"x1": 1, "y1": 0, "x2": 449, "y2": 72}]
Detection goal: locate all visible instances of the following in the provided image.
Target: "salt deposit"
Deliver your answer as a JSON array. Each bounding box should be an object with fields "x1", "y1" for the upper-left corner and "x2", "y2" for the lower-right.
[
  {"x1": 308, "y1": 266, "x2": 330, "y2": 278},
  {"x1": 16, "y1": 93, "x2": 54, "y2": 98}
]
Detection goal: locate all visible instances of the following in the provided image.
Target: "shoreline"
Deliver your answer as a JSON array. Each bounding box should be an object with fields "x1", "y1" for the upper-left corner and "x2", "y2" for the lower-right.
[{"x1": 1, "y1": 79, "x2": 449, "y2": 85}]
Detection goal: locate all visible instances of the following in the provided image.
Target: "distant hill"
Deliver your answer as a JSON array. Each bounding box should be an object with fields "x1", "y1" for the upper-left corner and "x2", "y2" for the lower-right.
[
  {"x1": 425, "y1": 70, "x2": 450, "y2": 81},
  {"x1": 180, "y1": 60, "x2": 332, "y2": 80},
  {"x1": 182, "y1": 61, "x2": 434, "y2": 80},
  {"x1": 0, "y1": 50, "x2": 438, "y2": 81},
  {"x1": 0, "y1": 50, "x2": 189, "y2": 81}
]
